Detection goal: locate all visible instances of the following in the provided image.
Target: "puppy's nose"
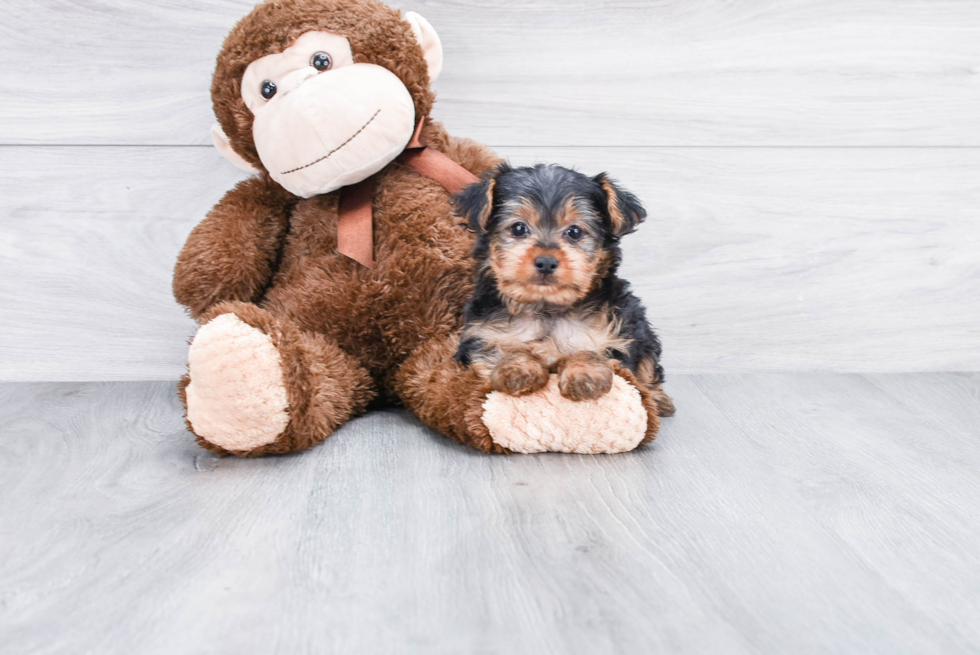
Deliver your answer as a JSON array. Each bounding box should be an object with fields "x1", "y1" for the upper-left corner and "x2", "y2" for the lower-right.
[{"x1": 534, "y1": 255, "x2": 559, "y2": 275}]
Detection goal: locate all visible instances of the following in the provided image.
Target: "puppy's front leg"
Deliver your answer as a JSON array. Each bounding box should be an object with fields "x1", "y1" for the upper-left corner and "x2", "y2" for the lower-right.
[
  {"x1": 557, "y1": 352, "x2": 614, "y2": 401},
  {"x1": 490, "y1": 350, "x2": 550, "y2": 397}
]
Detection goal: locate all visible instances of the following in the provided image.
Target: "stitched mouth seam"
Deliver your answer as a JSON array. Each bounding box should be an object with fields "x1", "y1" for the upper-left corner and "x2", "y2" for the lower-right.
[{"x1": 280, "y1": 109, "x2": 381, "y2": 175}]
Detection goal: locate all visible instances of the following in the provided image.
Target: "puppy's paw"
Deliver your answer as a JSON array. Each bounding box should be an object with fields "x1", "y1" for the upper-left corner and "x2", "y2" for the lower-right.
[
  {"x1": 490, "y1": 351, "x2": 550, "y2": 397},
  {"x1": 558, "y1": 353, "x2": 614, "y2": 401}
]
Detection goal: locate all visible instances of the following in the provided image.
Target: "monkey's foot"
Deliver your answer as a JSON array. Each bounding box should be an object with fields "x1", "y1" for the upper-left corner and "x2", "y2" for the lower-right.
[
  {"x1": 184, "y1": 313, "x2": 291, "y2": 453},
  {"x1": 481, "y1": 373, "x2": 650, "y2": 454}
]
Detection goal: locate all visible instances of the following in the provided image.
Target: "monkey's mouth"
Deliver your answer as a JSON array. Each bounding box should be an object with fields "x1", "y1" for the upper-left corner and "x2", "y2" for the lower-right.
[{"x1": 280, "y1": 109, "x2": 382, "y2": 175}]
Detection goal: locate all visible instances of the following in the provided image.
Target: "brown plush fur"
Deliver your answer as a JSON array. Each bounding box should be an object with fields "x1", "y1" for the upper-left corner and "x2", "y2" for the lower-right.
[
  {"x1": 176, "y1": 0, "x2": 508, "y2": 455},
  {"x1": 178, "y1": 300, "x2": 376, "y2": 457},
  {"x1": 394, "y1": 334, "x2": 508, "y2": 453}
]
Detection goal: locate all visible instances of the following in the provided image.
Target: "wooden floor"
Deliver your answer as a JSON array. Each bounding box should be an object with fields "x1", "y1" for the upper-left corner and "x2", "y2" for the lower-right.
[{"x1": 2, "y1": 374, "x2": 979, "y2": 654}]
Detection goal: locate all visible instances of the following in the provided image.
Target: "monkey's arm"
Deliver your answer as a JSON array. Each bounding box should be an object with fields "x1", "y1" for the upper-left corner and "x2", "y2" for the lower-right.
[{"x1": 173, "y1": 177, "x2": 294, "y2": 320}]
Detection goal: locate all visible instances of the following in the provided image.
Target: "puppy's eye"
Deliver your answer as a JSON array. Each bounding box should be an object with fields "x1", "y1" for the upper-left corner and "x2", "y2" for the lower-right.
[
  {"x1": 564, "y1": 225, "x2": 584, "y2": 241},
  {"x1": 311, "y1": 52, "x2": 332, "y2": 71},
  {"x1": 260, "y1": 80, "x2": 277, "y2": 100},
  {"x1": 509, "y1": 222, "x2": 529, "y2": 238}
]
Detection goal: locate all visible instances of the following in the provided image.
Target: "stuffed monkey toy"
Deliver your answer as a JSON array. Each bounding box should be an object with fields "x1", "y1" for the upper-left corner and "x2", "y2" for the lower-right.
[{"x1": 174, "y1": 0, "x2": 663, "y2": 456}]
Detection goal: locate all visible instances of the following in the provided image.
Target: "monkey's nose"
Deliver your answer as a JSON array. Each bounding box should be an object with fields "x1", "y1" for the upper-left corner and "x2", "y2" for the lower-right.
[
  {"x1": 534, "y1": 255, "x2": 559, "y2": 275},
  {"x1": 278, "y1": 67, "x2": 319, "y2": 96}
]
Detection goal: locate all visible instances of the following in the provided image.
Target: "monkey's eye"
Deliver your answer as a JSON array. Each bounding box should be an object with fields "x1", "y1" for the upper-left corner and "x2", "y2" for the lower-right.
[
  {"x1": 260, "y1": 80, "x2": 277, "y2": 100},
  {"x1": 311, "y1": 52, "x2": 332, "y2": 71},
  {"x1": 564, "y1": 225, "x2": 584, "y2": 241},
  {"x1": 509, "y1": 222, "x2": 529, "y2": 238}
]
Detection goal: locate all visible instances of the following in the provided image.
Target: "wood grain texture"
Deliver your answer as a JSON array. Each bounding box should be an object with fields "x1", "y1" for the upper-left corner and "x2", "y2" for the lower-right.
[
  {"x1": 0, "y1": 0, "x2": 978, "y2": 146},
  {"x1": 2, "y1": 374, "x2": 979, "y2": 654},
  {"x1": 1, "y1": 145, "x2": 977, "y2": 380}
]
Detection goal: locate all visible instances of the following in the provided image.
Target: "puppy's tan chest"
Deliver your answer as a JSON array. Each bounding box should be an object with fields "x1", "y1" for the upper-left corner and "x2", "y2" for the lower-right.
[{"x1": 469, "y1": 312, "x2": 631, "y2": 368}]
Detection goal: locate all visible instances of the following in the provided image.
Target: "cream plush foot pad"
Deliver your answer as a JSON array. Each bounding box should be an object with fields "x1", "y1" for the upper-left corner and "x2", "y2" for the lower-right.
[
  {"x1": 185, "y1": 313, "x2": 290, "y2": 451},
  {"x1": 482, "y1": 374, "x2": 647, "y2": 454}
]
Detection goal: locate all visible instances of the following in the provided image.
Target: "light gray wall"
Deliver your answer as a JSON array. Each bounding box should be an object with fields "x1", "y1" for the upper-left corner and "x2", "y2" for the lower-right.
[{"x1": 1, "y1": 0, "x2": 977, "y2": 381}]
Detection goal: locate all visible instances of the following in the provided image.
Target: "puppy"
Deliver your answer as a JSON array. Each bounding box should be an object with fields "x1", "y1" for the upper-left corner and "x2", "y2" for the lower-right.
[{"x1": 453, "y1": 163, "x2": 674, "y2": 416}]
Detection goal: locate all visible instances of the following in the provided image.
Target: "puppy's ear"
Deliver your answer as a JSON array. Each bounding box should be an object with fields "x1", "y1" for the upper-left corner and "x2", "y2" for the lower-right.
[
  {"x1": 455, "y1": 163, "x2": 509, "y2": 233},
  {"x1": 593, "y1": 173, "x2": 646, "y2": 236}
]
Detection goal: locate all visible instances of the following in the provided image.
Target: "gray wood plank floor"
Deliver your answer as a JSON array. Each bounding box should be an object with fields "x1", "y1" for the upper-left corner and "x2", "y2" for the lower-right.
[{"x1": 3, "y1": 374, "x2": 979, "y2": 654}]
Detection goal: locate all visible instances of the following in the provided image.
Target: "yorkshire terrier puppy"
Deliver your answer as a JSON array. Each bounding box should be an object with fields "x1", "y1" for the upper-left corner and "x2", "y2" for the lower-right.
[{"x1": 453, "y1": 163, "x2": 674, "y2": 416}]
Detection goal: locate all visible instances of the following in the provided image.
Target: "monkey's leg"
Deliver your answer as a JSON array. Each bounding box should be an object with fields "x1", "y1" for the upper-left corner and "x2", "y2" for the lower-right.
[
  {"x1": 178, "y1": 301, "x2": 375, "y2": 457},
  {"x1": 476, "y1": 362, "x2": 659, "y2": 455},
  {"x1": 393, "y1": 334, "x2": 506, "y2": 454},
  {"x1": 394, "y1": 335, "x2": 665, "y2": 455}
]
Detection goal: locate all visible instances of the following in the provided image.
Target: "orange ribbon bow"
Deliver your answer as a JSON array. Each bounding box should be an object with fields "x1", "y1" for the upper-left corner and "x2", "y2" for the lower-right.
[{"x1": 336, "y1": 118, "x2": 480, "y2": 268}]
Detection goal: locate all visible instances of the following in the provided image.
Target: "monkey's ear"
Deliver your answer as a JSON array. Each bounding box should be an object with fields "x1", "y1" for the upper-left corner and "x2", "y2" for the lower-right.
[
  {"x1": 405, "y1": 12, "x2": 443, "y2": 83},
  {"x1": 593, "y1": 173, "x2": 646, "y2": 236},
  {"x1": 455, "y1": 164, "x2": 508, "y2": 234},
  {"x1": 211, "y1": 123, "x2": 260, "y2": 174}
]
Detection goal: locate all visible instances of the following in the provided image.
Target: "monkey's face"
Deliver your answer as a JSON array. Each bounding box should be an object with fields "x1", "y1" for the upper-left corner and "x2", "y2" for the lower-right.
[
  {"x1": 240, "y1": 31, "x2": 414, "y2": 198},
  {"x1": 210, "y1": 3, "x2": 443, "y2": 199}
]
